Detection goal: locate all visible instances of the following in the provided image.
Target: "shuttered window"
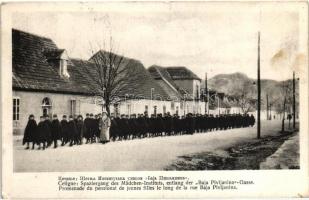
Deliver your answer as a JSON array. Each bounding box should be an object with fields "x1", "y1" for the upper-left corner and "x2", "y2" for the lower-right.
[
  {"x1": 145, "y1": 105, "x2": 148, "y2": 115},
  {"x1": 70, "y1": 99, "x2": 76, "y2": 116},
  {"x1": 13, "y1": 97, "x2": 20, "y2": 121}
]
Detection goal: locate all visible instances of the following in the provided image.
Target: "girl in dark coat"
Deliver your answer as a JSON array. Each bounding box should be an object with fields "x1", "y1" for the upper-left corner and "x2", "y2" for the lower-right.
[
  {"x1": 51, "y1": 114, "x2": 62, "y2": 148},
  {"x1": 44, "y1": 115, "x2": 53, "y2": 147},
  {"x1": 22, "y1": 114, "x2": 37, "y2": 149},
  {"x1": 109, "y1": 116, "x2": 118, "y2": 141},
  {"x1": 61, "y1": 115, "x2": 69, "y2": 146},
  {"x1": 68, "y1": 115, "x2": 78, "y2": 146},
  {"x1": 83, "y1": 114, "x2": 92, "y2": 143},
  {"x1": 36, "y1": 116, "x2": 50, "y2": 150},
  {"x1": 76, "y1": 115, "x2": 84, "y2": 145},
  {"x1": 89, "y1": 114, "x2": 96, "y2": 143}
]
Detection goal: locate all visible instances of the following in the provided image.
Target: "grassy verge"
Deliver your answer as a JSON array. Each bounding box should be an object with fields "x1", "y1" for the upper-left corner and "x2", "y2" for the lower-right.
[{"x1": 164, "y1": 131, "x2": 298, "y2": 170}]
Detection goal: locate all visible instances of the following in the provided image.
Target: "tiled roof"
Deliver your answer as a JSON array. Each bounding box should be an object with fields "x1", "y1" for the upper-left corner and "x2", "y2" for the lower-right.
[
  {"x1": 12, "y1": 29, "x2": 174, "y2": 101},
  {"x1": 148, "y1": 65, "x2": 193, "y2": 100},
  {"x1": 12, "y1": 29, "x2": 94, "y2": 95},
  {"x1": 88, "y1": 51, "x2": 175, "y2": 100},
  {"x1": 154, "y1": 80, "x2": 182, "y2": 101},
  {"x1": 148, "y1": 65, "x2": 180, "y2": 90},
  {"x1": 166, "y1": 67, "x2": 201, "y2": 80},
  {"x1": 43, "y1": 49, "x2": 65, "y2": 60}
]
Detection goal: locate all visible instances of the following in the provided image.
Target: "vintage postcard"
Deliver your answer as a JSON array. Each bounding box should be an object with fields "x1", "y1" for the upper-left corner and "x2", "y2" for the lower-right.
[{"x1": 1, "y1": 1, "x2": 308, "y2": 198}]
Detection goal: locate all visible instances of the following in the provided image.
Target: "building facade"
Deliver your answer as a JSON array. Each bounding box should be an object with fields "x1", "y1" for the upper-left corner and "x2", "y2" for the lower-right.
[
  {"x1": 148, "y1": 65, "x2": 206, "y2": 115},
  {"x1": 12, "y1": 29, "x2": 206, "y2": 135}
]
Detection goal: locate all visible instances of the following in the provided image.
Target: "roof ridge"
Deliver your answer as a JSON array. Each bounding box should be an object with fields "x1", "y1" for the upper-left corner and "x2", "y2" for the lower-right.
[
  {"x1": 13, "y1": 28, "x2": 53, "y2": 41},
  {"x1": 90, "y1": 50, "x2": 141, "y2": 64},
  {"x1": 70, "y1": 57, "x2": 94, "y2": 63},
  {"x1": 154, "y1": 67, "x2": 179, "y2": 94},
  {"x1": 166, "y1": 66, "x2": 201, "y2": 80}
]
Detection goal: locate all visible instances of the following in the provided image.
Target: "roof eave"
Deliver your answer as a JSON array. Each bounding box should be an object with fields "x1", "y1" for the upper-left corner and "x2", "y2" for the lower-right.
[
  {"x1": 12, "y1": 87, "x2": 95, "y2": 96},
  {"x1": 172, "y1": 78, "x2": 201, "y2": 81}
]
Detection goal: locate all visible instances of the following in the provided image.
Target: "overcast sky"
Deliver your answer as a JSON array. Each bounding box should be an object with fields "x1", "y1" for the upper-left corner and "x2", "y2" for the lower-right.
[{"x1": 12, "y1": 2, "x2": 306, "y2": 81}]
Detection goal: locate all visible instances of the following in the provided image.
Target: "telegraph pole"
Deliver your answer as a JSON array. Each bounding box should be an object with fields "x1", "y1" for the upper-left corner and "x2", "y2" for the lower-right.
[
  {"x1": 257, "y1": 31, "x2": 261, "y2": 139},
  {"x1": 207, "y1": 91, "x2": 210, "y2": 115},
  {"x1": 150, "y1": 88, "x2": 154, "y2": 117},
  {"x1": 205, "y1": 73, "x2": 208, "y2": 114},
  {"x1": 266, "y1": 93, "x2": 269, "y2": 120},
  {"x1": 269, "y1": 103, "x2": 272, "y2": 120},
  {"x1": 293, "y1": 71, "x2": 296, "y2": 129},
  {"x1": 217, "y1": 94, "x2": 220, "y2": 115}
]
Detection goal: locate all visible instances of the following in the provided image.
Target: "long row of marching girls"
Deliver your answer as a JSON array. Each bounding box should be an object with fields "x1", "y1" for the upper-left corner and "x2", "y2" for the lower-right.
[
  {"x1": 22, "y1": 113, "x2": 110, "y2": 150},
  {"x1": 22, "y1": 111, "x2": 255, "y2": 150}
]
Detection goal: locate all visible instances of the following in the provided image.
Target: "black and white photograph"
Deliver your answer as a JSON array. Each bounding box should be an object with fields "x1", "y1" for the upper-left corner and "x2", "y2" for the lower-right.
[
  {"x1": 1, "y1": 1, "x2": 308, "y2": 198},
  {"x1": 10, "y1": 3, "x2": 304, "y2": 172}
]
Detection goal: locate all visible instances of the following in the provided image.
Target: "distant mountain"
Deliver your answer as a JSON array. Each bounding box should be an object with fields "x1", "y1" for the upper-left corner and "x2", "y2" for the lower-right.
[{"x1": 201, "y1": 72, "x2": 299, "y2": 110}]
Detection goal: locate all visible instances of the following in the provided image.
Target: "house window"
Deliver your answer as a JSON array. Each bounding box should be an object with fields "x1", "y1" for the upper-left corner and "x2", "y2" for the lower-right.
[
  {"x1": 180, "y1": 102, "x2": 184, "y2": 109},
  {"x1": 195, "y1": 84, "x2": 199, "y2": 99},
  {"x1": 145, "y1": 105, "x2": 148, "y2": 115},
  {"x1": 114, "y1": 104, "x2": 119, "y2": 117},
  {"x1": 153, "y1": 106, "x2": 157, "y2": 116},
  {"x1": 13, "y1": 97, "x2": 20, "y2": 121},
  {"x1": 171, "y1": 101, "x2": 175, "y2": 110},
  {"x1": 42, "y1": 97, "x2": 52, "y2": 117},
  {"x1": 163, "y1": 105, "x2": 166, "y2": 114},
  {"x1": 176, "y1": 106, "x2": 179, "y2": 115},
  {"x1": 127, "y1": 104, "x2": 131, "y2": 116},
  {"x1": 70, "y1": 99, "x2": 76, "y2": 116}
]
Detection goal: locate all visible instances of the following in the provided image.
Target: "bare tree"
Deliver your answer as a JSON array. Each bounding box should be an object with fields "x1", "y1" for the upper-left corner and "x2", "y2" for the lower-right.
[
  {"x1": 85, "y1": 38, "x2": 137, "y2": 117},
  {"x1": 236, "y1": 80, "x2": 256, "y2": 114},
  {"x1": 278, "y1": 80, "x2": 293, "y2": 132}
]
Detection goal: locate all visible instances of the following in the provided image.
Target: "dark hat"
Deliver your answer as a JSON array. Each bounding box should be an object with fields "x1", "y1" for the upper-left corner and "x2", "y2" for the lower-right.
[
  {"x1": 29, "y1": 114, "x2": 34, "y2": 118},
  {"x1": 90, "y1": 113, "x2": 94, "y2": 116},
  {"x1": 40, "y1": 116, "x2": 44, "y2": 119},
  {"x1": 69, "y1": 115, "x2": 73, "y2": 118},
  {"x1": 86, "y1": 113, "x2": 89, "y2": 116},
  {"x1": 63, "y1": 115, "x2": 67, "y2": 118}
]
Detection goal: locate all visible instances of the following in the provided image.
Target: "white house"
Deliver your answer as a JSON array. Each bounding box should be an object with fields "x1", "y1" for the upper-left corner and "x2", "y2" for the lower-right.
[{"x1": 12, "y1": 29, "x2": 206, "y2": 135}]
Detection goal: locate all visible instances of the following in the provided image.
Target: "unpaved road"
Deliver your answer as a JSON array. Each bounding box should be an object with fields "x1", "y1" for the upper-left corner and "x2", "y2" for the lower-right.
[{"x1": 14, "y1": 120, "x2": 293, "y2": 172}]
